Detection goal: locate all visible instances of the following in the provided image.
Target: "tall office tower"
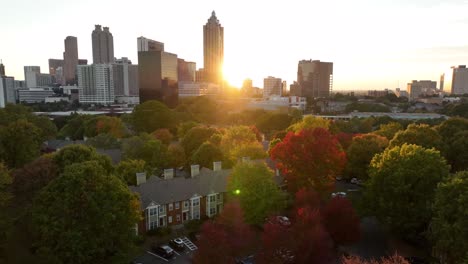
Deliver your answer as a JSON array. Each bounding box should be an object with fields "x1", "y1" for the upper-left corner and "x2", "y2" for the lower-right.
[
  {"x1": 263, "y1": 76, "x2": 283, "y2": 97},
  {"x1": 92, "y1": 25, "x2": 114, "y2": 64},
  {"x1": 0, "y1": 60, "x2": 5, "y2": 76},
  {"x1": 77, "y1": 64, "x2": 114, "y2": 104},
  {"x1": 137, "y1": 37, "x2": 164, "y2": 52},
  {"x1": 203, "y1": 11, "x2": 224, "y2": 85},
  {"x1": 24, "y1": 66, "x2": 41, "y2": 88},
  {"x1": 48, "y1": 59, "x2": 64, "y2": 75},
  {"x1": 443, "y1": 65, "x2": 468, "y2": 95},
  {"x1": 407, "y1": 80, "x2": 437, "y2": 101},
  {"x1": 178, "y1": 59, "x2": 196, "y2": 82},
  {"x1": 295, "y1": 60, "x2": 333, "y2": 98},
  {"x1": 113, "y1": 57, "x2": 139, "y2": 97},
  {"x1": 138, "y1": 49, "x2": 178, "y2": 107},
  {"x1": 196, "y1": 68, "x2": 205, "y2": 83},
  {"x1": 0, "y1": 76, "x2": 16, "y2": 107},
  {"x1": 63, "y1": 36, "x2": 79, "y2": 84}
]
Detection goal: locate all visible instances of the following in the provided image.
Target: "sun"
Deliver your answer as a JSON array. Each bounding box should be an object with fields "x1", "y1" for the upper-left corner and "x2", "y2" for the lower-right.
[{"x1": 222, "y1": 64, "x2": 244, "y2": 88}]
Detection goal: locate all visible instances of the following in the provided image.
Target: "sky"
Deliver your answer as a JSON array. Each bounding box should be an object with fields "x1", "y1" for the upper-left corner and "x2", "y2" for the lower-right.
[{"x1": 1, "y1": 0, "x2": 468, "y2": 90}]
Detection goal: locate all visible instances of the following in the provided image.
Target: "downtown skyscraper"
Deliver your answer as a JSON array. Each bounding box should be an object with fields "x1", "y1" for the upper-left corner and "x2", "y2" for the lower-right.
[
  {"x1": 63, "y1": 36, "x2": 79, "y2": 84},
  {"x1": 203, "y1": 11, "x2": 224, "y2": 85},
  {"x1": 92, "y1": 25, "x2": 114, "y2": 64}
]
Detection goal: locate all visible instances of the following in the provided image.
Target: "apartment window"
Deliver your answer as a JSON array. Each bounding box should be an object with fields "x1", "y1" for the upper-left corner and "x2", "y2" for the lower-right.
[
  {"x1": 159, "y1": 206, "x2": 165, "y2": 213},
  {"x1": 175, "y1": 202, "x2": 180, "y2": 210},
  {"x1": 168, "y1": 203, "x2": 173, "y2": 211},
  {"x1": 149, "y1": 207, "x2": 157, "y2": 216},
  {"x1": 168, "y1": 216, "x2": 173, "y2": 223},
  {"x1": 192, "y1": 198, "x2": 200, "y2": 207},
  {"x1": 176, "y1": 214, "x2": 181, "y2": 222},
  {"x1": 210, "y1": 207, "x2": 216, "y2": 215},
  {"x1": 149, "y1": 221, "x2": 157, "y2": 230},
  {"x1": 193, "y1": 212, "x2": 200, "y2": 220},
  {"x1": 209, "y1": 195, "x2": 216, "y2": 202},
  {"x1": 184, "y1": 201, "x2": 189, "y2": 208},
  {"x1": 216, "y1": 193, "x2": 221, "y2": 200}
]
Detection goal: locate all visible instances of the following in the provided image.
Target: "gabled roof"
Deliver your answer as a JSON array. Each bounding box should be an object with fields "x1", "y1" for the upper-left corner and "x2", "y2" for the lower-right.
[{"x1": 130, "y1": 168, "x2": 231, "y2": 210}]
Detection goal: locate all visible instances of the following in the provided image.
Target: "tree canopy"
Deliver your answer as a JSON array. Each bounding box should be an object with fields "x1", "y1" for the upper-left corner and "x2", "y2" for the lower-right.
[
  {"x1": 115, "y1": 159, "x2": 147, "y2": 186},
  {"x1": 52, "y1": 144, "x2": 113, "y2": 173},
  {"x1": 132, "y1": 100, "x2": 175, "y2": 133},
  {"x1": 191, "y1": 142, "x2": 224, "y2": 169},
  {"x1": 181, "y1": 126, "x2": 220, "y2": 157},
  {"x1": 373, "y1": 122, "x2": 403, "y2": 140},
  {"x1": 287, "y1": 115, "x2": 330, "y2": 133},
  {"x1": 389, "y1": 124, "x2": 445, "y2": 152},
  {"x1": 345, "y1": 134, "x2": 388, "y2": 180},
  {"x1": 31, "y1": 161, "x2": 141, "y2": 264}
]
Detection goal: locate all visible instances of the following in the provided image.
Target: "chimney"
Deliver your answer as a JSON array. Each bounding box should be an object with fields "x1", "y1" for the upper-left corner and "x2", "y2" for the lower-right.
[
  {"x1": 136, "y1": 172, "x2": 146, "y2": 186},
  {"x1": 241, "y1": 157, "x2": 251, "y2": 163},
  {"x1": 164, "y1": 168, "x2": 174, "y2": 180},
  {"x1": 213, "y1": 161, "x2": 222, "y2": 171},
  {"x1": 191, "y1": 165, "x2": 200, "y2": 178}
]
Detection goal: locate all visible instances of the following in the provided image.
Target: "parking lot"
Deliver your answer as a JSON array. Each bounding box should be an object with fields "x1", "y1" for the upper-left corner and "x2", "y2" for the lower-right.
[{"x1": 132, "y1": 237, "x2": 196, "y2": 264}]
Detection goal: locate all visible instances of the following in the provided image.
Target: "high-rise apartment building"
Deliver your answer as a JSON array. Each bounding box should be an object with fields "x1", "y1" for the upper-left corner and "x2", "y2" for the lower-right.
[
  {"x1": 77, "y1": 64, "x2": 114, "y2": 104},
  {"x1": 92, "y1": 25, "x2": 114, "y2": 64},
  {"x1": 137, "y1": 37, "x2": 164, "y2": 52},
  {"x1": 443, "y1": 65, "x2": 468, "y2": 95},
  {"x1": 138, "y1": 48, "x2": 178, "y2": 107},
  {"x1": 407, "y1": 80, "x2": 437, "y2": 101},
  {"x1": 0, "y1": 76, "x2": 16, "y2": 107},
  {"x1": 294, "y1": 60, "x2": 333, "y2": 98},
  {"x1": 178, "y1": 59, "x2": 196, "y2": 82},
  {"x1": 113, "y1": 57, "x2": 139, "y2": 97},
  {"x1": 63, "y1": 36, "x2": 79, "y2": 84},
  {"x1": 24, "y1": 66, "x2": 41, "y2": 88},
  {"x1": 263, "y1": 76, "x2": 283, "y2": 97},
  {"x1": 203, "y1": 11, "x2": 224, "y2": 85},
  {"x1": 0, "y1": 60, "x2": 5, "y2": 76}
]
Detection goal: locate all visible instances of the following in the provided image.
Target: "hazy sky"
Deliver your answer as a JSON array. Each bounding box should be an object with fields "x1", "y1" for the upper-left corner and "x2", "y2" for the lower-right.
[{"x1": 1, "y1": 0, "x2": 468, "y2": 90}]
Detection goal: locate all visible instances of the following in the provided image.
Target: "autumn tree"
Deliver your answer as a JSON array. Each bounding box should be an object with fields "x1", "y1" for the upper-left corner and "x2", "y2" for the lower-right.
[
  {"x1": 345, "y1": 134, "x2": 388, "y2": 180},
  {"x1": 115, "y1": 159, "x2": 147, "y2": 185},
  {"x1": 191, "y1": 142, "x2": 224, "y2": 169},
  {"x1": 430, "y1": 171, "x2": 468, "y2": 264},
  {"x1": 132, "y1": 100, "x2": 175, "y2": 133},
  {"x1": 52, "y1": 144, "x2": 113, "y2": 173},
  {"x1": 220, "y1": 126, "x2": 266, "y2": 164},
  {"x1": 364, "y1": 144, "x2": 450, "y2": 242},
  {"x1": 31, "y1": 161, "x2": 141, "y2": 264},
  {"x1": 152, "y1": 128, "x2": 174, "y2": 145},
  {"x1": 84, "y1": 116, "x2": 126, "y2": 138},
  {"x1": 227, "y1": 162, "x2": 286, "y2": 225},
  {"x1": 389, "y1": 124, "x2": 445, "y2": 151},
  {"x1": 373, "y1": 122, "x2": 403, "y2": 140},
  {"x1": 167, "y1": 144, "x2": 187, "y2": 169},
  {"x1": 322, "y1": 197, "x2": 360, "y2": 246},
  {"x1": 270, "y1": 128, "x2": 346, "y2": 194},
  {"x1": 342, "y1": 255, "x2": 410, "y2": 264},
  {"x1": 193, "y1": 201, "x2": 255, "y2": 264},
  {"x1": 287, "y1": 115, "x2": 330, "y2": 133},
  {"x1": 0, "y1": 119, "x2": 43, "y2": 168},
  {"x1": 176, "y1": 121, "x2": 199, "y2": 139}
]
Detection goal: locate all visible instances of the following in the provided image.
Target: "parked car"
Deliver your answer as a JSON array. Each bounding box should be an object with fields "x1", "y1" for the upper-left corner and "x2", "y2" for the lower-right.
[
  {"x1": 152, "y1": 245, "x2": 174, "y2": 259},
  {"x1": 169, "y1": 238, "x2": 185, "y2": 251},
  {"x1": 350, "y1": 178, "x2": 359, "y2": 184},
  {"x1": 276, "y1": 216, "x2": 291, "y2": 227},
  {"x1": 332, "y1": 192, "x2": 347, "y2": 198},
  {"x1": 236, "y1": 255, "x2": 255, "y2": 264}
]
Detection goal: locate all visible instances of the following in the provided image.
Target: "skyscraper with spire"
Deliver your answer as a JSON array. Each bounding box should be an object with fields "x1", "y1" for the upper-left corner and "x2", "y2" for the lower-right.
[
  {"x1": 92, "y1": 25, "x2": 114, "y2": 64},
  {"x1": 203, "y1": 11, "x2": 224, "y2": 85}
]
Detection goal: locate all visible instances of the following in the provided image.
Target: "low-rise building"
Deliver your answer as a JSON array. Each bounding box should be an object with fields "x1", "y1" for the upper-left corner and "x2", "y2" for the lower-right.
[
  {"x1": 17, "y1": 88, "x2": 55, "y2": 103},
  {"x1": 178, "y1": 82, "x2": 219, "y2": 97}
]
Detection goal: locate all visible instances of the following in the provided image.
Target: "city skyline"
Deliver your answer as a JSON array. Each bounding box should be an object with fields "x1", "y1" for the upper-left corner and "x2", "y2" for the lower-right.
[{"x1": 1, "y1": 0, "x2": 468, "y2": 90}]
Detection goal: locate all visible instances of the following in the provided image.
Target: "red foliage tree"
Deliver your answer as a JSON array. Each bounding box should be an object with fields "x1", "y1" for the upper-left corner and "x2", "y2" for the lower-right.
[
  {"x1": 270, "y1": 128, "x2": 347, "y2": 193},
  {"x1": 322, "y1": 197, "x2": 361, "y2": 245},
  {"x1": 335, "y1": 132, "x2": 356, "y2": 150},
  {"x1": 342, "y1": 254, "x2": 410, "y2": 264},
  {"x1": 192, "y1": 201, "x2": 256, "y2": 264},
  {"x1": 151, "y1": 128, "x2": 174, "y2": 145}
]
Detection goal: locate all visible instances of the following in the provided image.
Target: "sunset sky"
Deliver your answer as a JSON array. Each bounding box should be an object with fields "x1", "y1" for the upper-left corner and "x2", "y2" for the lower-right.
[{"x1": 1, "y1": 0, "x2": 468, "y2": 90}]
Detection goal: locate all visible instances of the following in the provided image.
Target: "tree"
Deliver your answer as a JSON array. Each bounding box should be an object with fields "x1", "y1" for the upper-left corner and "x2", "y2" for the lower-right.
[
  {"x1": 255, "y1": 113, "x2": 292, "y2": 135},
  {"x1": 389, "y1": 124, "x2": 445, "y2": 152},
  {"x1": 31, "y1": 161, "x2": 141, "y2": 264},
  {"x1": 364, "y1": 144, "x2": 450, "y2": 242},
  {"x1": 193, "y1": 201, "x2": 255, "y2": 264},
  {"x1": 430, "y1": 171, "x2": 468, "y2": 264},
  {"x1": 84, "y1": 116, "x2": 126, "y2": 138},
  {"x1": 191, "y1": 142, "x2": 224, "y2": 169},
  {"x1": 287, "y1": 115, "x2": 330, "y2": 133},
  {"x1": 220, "y1": 126, "x2": 266, "y2": 164},
  {"x1": 436, "y1": 117, "x2": 468, "y2": 140},
  {"x1": 345, "y1": 134, "x2": 388, "y2": 180},
  {"x1": 342, "y1": 255, "x2": 410, "y2": 264},
  {"x1": 52, "y1": 144, "x2": 113, "y2": 173},
  {"x1": 152, "y1": 128, "x2": 174, "y2": 145},
  {"x1": 121, "y1": 134, "x2": 169, "y2": 170},
  {"x1": 181, "y1": 126, "x2": 219, "y2": 157},
  {"x1": 132, "y1": 100, "x2": 175, "y2": 133},
  {"x1": 373, "y1": 122, "x2": 403, "y2": 140},
  {"x1": 167, "y1": 144, "x2": 187, "y2": 169},
  {"x1": 445, "y1": 130, "x2": 468, "y2": 171},
  {"x1": 0, "y1": 163, "x2": 12, "y2": 259},
  {"x1": 57, "y1": 114, "x2": 92, "y2": 140},
  {"x1": 270, "y1": 128, "x2": 347, "y2": 194},
  {"x1": 227, "y1": 162, "x2": 285, "y2": 225},
  {"x1": 85, "y1": 133, "x2": 121, "y2": 149},
  {"x1": 0, "y1": 119, "x2": 43, "y2": 168},
  {"x1": 121, "y1": 134, "x2": 152, "y2": 161},
  {"x1": 11, "y1": 156, "x2": 58, "y2": 204},
  {"x1": 321, "y1": 197, "x2": 360, "y2": 246},
  {"x1": 115, "y1": 159, "x2": 147, "y2": 186},
  {"x1": 176, "y1": 121, "x2": 199, "y2": 139}
]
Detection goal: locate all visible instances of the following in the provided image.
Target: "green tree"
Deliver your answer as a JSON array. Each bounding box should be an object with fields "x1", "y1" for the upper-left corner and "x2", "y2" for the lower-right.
[
  {"x1": 220, "y1": 126, "x2": 266, "y2": 164},
  {"x1": 287, "y1": 115, "x2": 330, "y2": 133},
  {"x1": 85, "y1": 133, "x2": 121, "y2": 149},
  {"x1": 446, "y1": 130, "x2": 468, "y2": 171},
  {"x1": 177, "y1": 121, "x2": 199, "y2": 139},
  {"x1": 364, "y1": 144, "x2": 450, "y2": 241},
  {"x1": 181, "y1": 126, "x2": 219, "y2": 157},
  {"x1": 167, "y1": 144, "x2": 187, "y2": 169},
  {"x1": 132, "y1": 100, "x2": 175, "y2": 133},
  {"x1": 373, "y1": 122, "x2": 403, "y2": 140},
  {"x1": 122, "y1": 136, "x2": 168, "y2": 171},
  {"x1": 121, "y1": 134, "x2": 152, "y2": 161},
  {"x1": 115, "y1": 159, "x2": 147, "y2": 185},
  {"x1": 344, "y1": 134, "x2": 388, "y2": 180},
  {"x1": 227, "y1": 162, "x2": 286, "y2": 225},
  {"x1": 58, "y1": 114, "x2": 92, "y2": 140},
  {"x1": 430, "y1": 171, "x2": 468, "y2": 264},
  {"x1": 0, "y1": 163, "x2": 12, "y2": 260},
  {"x1": 0, "y1": 119, "x2": 43, "y2": 168},
  {"x1": 53, "y1": 144, "x2": 113, "y2": 173},
  {"x1": 389, "y1": 124, "x2": 445, "y2": 151},
  {"x1": 32, "y1": 161, "x2": 141, "y2": 264},
  {"x1": 255, "y1": 112, "x2": 293, "y2": 135},
  {"x1": 29, "y1": 115, "x2": 58, "y2": 141},
  {"x1": 436, "y1": 117, "x2": 468, "y2": 140},
  {"x1": 191, "y1": 142, "x2": 224, "y2": 169}
]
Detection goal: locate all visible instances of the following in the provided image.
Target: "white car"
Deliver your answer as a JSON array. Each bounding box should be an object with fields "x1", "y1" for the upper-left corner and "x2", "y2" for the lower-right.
[
  {"x1": 350, "y1": 178, "x2": 359, "y2": 184},
  {"x1": 332, "y1": 192, "x2": 347, "y2": 198}
]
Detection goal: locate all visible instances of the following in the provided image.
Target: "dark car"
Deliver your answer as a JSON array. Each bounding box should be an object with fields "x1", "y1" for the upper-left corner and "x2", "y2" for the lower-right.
[
  {"x1": 169, "y1": 238, "x2": 185, "y2": 251},
  {"x1": 236, "y1": 255, "x2": 255, "y2": 264},
  {"x1": 152, "y1": 244, "x2": 174, "y2": 259}
]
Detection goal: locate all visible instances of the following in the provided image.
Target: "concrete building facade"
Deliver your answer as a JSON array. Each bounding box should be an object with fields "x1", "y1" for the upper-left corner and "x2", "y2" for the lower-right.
[
  {"x1": 178, "y1": 59, "x2": 196, "y2": 82},
  {"x1": 407, "y1": 80, "x2": 437, "y2": 101},
  {"x1": 263, "y1": 76, "x2": 282, "y2": 97},
  {"x1": 77, "y1": 64, "x2": 114, "y2": 104},
  {"x1": 203, "y1": 11, "x2": 224, "y2": 85},
  {"x1": 295, "y1": 60, "x2": 333, "y2": 98},
  {"x1": 444, "y1": 65, "x2": 468, "y2": 95},
  {"x1": 0, "y1": 76, "x2": 16, "y2": 107},
  {"x1": 92, "y1": 25, "x2": 114, "y2": 64},
  {"x1": 63, "y1": 36, "x2": 79, "y2": 85},
  {"x1": 137, "y1": 37, "x2": 164, "y2": 52}
]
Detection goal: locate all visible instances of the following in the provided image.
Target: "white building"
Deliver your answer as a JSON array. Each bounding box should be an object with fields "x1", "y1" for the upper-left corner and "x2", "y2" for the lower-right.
[
  {"x1": 263, "y1": 76, "x2": 282, "y2": 97},
  {"x1": 179, "y1": 82, "x2": 219, "y2": 97},
  {"x1": 17, "y1": 88, "x2": 55, "y2": 103},
  {"x1": 77, "y1": 64, "x2": 114, "y2": 104},
  {"x1": 24, "y1": 66, "x2": 54, "y2": 88},
  {"x1": 113, "y1": 57, "x2": 139, "y2": 104},
  {"x1": 0, "y1": 76, "x2": 16, "y2": 107},
  {"x1": 247, "y1": 95, "x2": 307, "y2": 111},
  {"x1": 443, "y1": 65, "x2": 468, "y2": 95},
  {"x1": 407, "y1": 80, "x2": 437, "y2": 101}
]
